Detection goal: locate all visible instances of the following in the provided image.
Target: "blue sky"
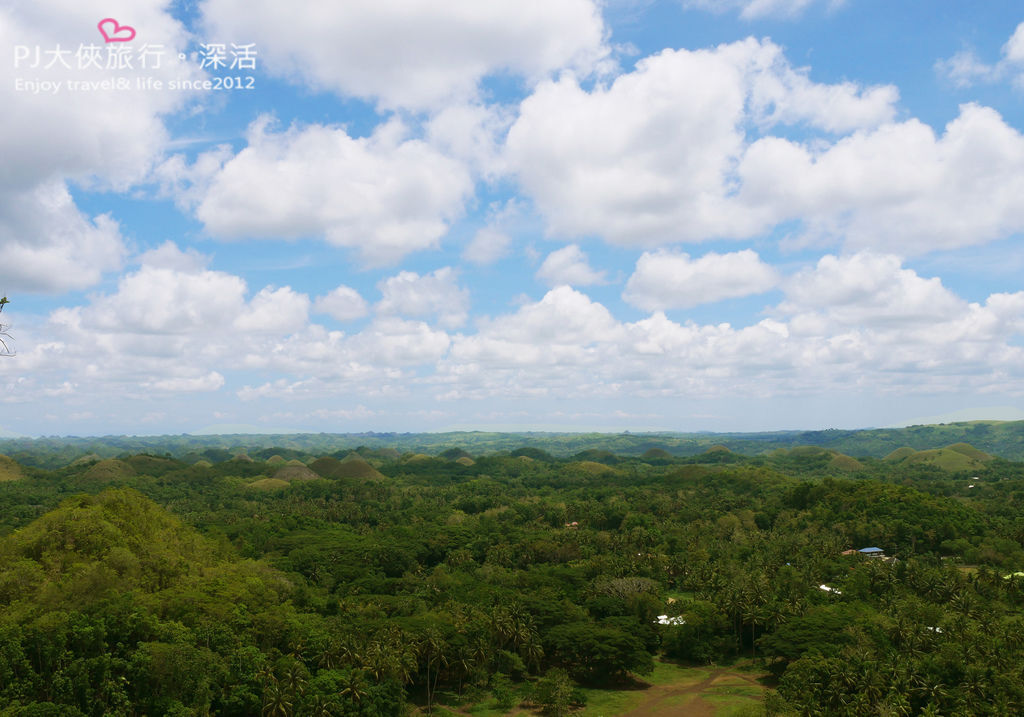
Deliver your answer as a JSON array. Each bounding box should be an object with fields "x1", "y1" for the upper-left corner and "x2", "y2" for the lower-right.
[{"x1": 2, "y1": 0, "x2": 1024, "y2": 437}]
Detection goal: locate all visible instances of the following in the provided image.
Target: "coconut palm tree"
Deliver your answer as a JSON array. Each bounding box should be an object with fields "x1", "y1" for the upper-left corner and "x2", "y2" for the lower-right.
[
  {"x1": 262, "y1": 683, "x2": 292, "y2": 717},
  {"x1": 339, "y1": 669, "x2": 368, "y2": 704}
]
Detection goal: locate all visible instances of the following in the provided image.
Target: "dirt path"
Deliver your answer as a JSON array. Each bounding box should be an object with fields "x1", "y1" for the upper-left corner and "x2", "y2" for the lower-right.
[{"x1": 619, "y1": 667, "x2": 764, "y2": 717}]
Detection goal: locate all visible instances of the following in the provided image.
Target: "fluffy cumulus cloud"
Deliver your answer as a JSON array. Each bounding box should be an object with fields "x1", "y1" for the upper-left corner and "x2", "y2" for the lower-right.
[
  {"x1": 136, "y1": 241, "x2": 210, "y2": 273},
  {"x1": 448, "y1": 286, "x2": 623, "y2": 373},
  {"x1": 0, "y1": 181, "x2": 126, "y2": 292},
  {"x1": 194, "y1": 118, "x2": 474, "y2": 265},
  {"x1": 10, "y1": 248, "x2": 284, "y2": 406},
  {"x1": 936, "y1": 22, "x2": 1024, "y2": 89},
  {"x1": 313, "y1": 286, "x2": 369, "y2": 322},
  {"x1": 426, "y1": 103, "x2": 514, "y2": 178},
  {"x1": 376, "y1": 268, "x2": 469, "y2": 329},
  {"x1": 433, "y1": 272, "x2": 1024, "y2": 402},
  {"x1": 509, "y1": 36, "x2": 1024, "y2": 257},
  {"x1": 624, "y1": 249, "x2": 778, "y2": 310},
  {"x1": 348, "y1": 318, "x2": 452, "y2": 366},
  {"x1": 11, "y1": 253, "x2": 451, "y2": 407},
  {"x1": 234, "y1": 286, "x2": 310, "y2": 334},
  {"x1": 536, "y1": 245, "x2": 607, "y2": 287},
  {"x1": 77, "y1": 265, "x2": 247, "y2": 335},
  {"x1": 506, "y1": 38, "x2": 897, "y2": 247},
  {"x1": 739, "y1": 104, "x2": 1024, "y2": 254},
  {"x1": 200, "y1": 0, "x2": 609, "y2": 109},
  {"x1": 8, "y1": 252, "x2": 1024, "y2": 418},
  {"x1": 778, "y1": 253, "x2": 966, "y2": 328},
  {"x1": 0, "y1": 0, "x2": 203, "y2": 293}
]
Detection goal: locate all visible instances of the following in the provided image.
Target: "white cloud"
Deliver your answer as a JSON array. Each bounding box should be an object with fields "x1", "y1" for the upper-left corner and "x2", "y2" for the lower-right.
[
  {"x1": 349, "y1": 317, "x2": 452, "y2": 366},
  {"x1": 0, "y1": 180, "x2": 126, "y2": 292},
  {"x1": 146, "y1": 372, "x2": 225, "y2": 393},
  {"x1": 376, "y1": 267, "x2": 469, "y2": 329},
  {"x1": 536, "y1": 245, "x2": 607, "y2": 287},
  {"x1": 235, "y1": 286, "x2": 310, "y2": 334},
  {"x1": 464, "y1": 200, "x2": 526, "y2": 265},
  {"x1": 82, "y1": 265, "x2": 248, "y2": 335},
  {"x1": 7, "y1": 262, "x2": 1024, "y2": 416},
  {"x1": 739, "y1": 104, "x2": 1024, "y2": 254},
  {"x1": 195, "y1": 118, "x2": 474, "y2": 265},
  {"x1": 465, "y1": 227, "x2": 514, "y2": 266},
  {"x1": 624, "y1": 249, "x2": 778, "y2": 310},
  {"x1": 745, "y1": 43, "x2": 898, "y2": 133},
  {"x1": 426, "y1": 103, "x2": 513, "y2": 178},
  {"x1": 778, "y1": 253, "x2": 966, "y2": 328},
  {"x1": 200, "y1": 0, "x2": 609, "y2": 109},
  {"x1": 314, "y1": 286, "x2": 369, "y2": 322},
  {"x1": 1, "y1": 1, "x2": 200, "y2": 191},
  {"x1": 506, "y1": 38, "x2": 897, "y2": 247},
  {"x1": 936, "y1": 22, "x2": 1024, "y2": 89},
  {"x1": 0, "y1": 0, "x2": 204, "y2": 293},
  {"x1": 137, "y1": 241, "x2": 210, "y2": 273},
  {"x1": 936, "y1": 51, "x2": 999, "y2": 89},
  {"x1": 507, "y1": 39, "x2": 1024, "y2": 258},
  {"x1": 450, "y1": 286, "x2": 623, "y2": 370},
  {"x1": 151, "y1": 145, "x2": 235, "y2": 212},
  {"x1": 1007, "y1": 23, "x2": 1024, "y2": 63},
  {"x1": 683, "y1": 0, "x2": 845, "y2": 20}
]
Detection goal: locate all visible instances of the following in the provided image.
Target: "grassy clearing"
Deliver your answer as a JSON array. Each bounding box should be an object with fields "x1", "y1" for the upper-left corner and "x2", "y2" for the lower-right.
[
  {"x1": 646, "y1": 660, "x2": 713, "y2": 687},
  {"x1": 697, "y1": 676, "x2": 765, "y2": 716},
  {"x1": 577, "y1": 686, "x2": 649, "y2": 716},
  {"x1": 581, "y1": 660, "x2": 767, "y2": 716},
  {"x1": 432, "y1": 660, "x2": 769, "y2": 717}
]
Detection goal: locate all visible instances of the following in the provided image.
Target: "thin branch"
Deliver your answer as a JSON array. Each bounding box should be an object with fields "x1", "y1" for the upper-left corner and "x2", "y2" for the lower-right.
[{"x1": 0, "y1": 296, "x2": 14, "y2": 356}]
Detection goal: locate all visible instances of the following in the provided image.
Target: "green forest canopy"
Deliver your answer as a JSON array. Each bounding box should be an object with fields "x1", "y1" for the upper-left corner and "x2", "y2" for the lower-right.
[{"x1": 1, "y1": 436, "x2": 1024, "y2": 715}]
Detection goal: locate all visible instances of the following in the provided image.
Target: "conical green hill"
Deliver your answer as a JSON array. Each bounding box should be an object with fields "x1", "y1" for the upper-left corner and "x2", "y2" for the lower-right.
[
  {"x1": 309, "y1": 455, "x2": 344, "y2": 478},
  {"x1": 404, "y1": 452, "x2": 433, "y2": 464},
  {"x1": 272, "y1": 464, "x2": 321, "y2": 482},
  {"x1": 80, "y1": 458, "x2": 137, "y2": 483},
  {"x1": 123, "y1": 454, "x2": 183, "y2": 476},
  {"x1": 69, "y1": 452, "x2": 103, "y2": 467},
  {"x1": 336, "y1": 452, "x2": 386, "y2": 480},
  {"x1": 0, "y1": 489, "x2": 217, "y2": 603},
  {"x1": 905, "y1": 448, "x2": 984, "y2": 472},
  {"x1": 828, "y1": 453, "x2": 865, "y2": 472},
  {"x1": 945, "y1": 442, "x2": 993, "y2": 462},
  {"x1": 567, "y1": 460, "x2": 615, "y2": 476},
  {"x1": 0, "y1": 488, "x2": 292, "y2": 612},
  {"x1": 884, "y1": 446, "x2": 917, "y2": 462},
  {"x1": 246, "y1": 477, "x2": 291, "y2": 491},
  {"x1": 0, "y1": 454, "x2": 24, "y2": 481}
]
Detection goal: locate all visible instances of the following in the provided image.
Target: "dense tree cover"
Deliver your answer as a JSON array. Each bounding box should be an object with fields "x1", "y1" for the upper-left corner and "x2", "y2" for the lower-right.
[
  {"x1": 6, "y1": 420, "x2": 1024, "y2": 469},
  {"x1": 1, "y1": 446, "x2": 1024, "y2": 714}
]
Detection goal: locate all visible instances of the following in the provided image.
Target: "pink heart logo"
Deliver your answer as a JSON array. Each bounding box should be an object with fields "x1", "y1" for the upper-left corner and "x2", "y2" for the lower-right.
[{"x1": 97, "y1": 18, "x2": 136, "y2": 43}]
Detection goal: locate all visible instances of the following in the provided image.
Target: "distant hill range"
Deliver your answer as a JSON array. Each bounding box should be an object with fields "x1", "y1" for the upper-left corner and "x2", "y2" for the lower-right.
[{"x1": 2, "y1": 419, "x2": 1024, "y2": 468}]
